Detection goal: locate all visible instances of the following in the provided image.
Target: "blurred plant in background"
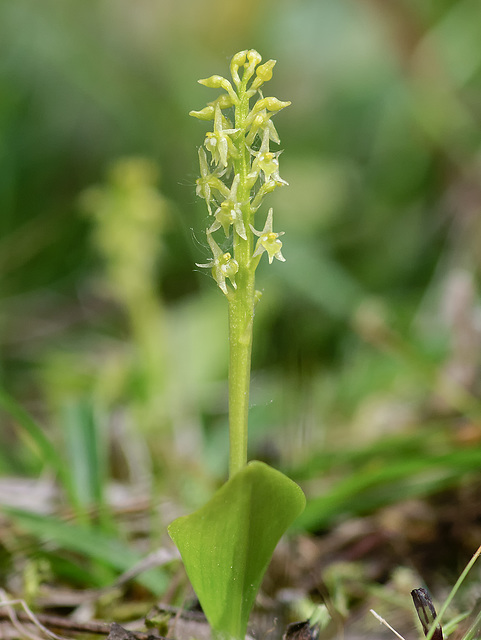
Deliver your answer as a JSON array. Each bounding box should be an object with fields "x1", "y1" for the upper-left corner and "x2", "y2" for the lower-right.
[{"x1": 81, "y1": 158, "x2": 168, "y2": 433}]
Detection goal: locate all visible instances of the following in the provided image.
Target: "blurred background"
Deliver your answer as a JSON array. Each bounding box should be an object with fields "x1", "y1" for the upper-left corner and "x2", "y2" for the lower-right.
[{"x1": 1, "y1": 0, "x2": 481, "y2": 620}]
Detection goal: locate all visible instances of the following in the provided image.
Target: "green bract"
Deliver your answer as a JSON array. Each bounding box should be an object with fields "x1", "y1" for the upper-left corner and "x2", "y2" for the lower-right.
[{"x1": 169, "y1": 50, "x2": 305, "y2": 640}]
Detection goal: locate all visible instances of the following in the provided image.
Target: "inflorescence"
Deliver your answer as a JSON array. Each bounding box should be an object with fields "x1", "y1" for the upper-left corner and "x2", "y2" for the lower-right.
[{"x1": 191, "y1": 49, "x2": 289, "y2": 295}]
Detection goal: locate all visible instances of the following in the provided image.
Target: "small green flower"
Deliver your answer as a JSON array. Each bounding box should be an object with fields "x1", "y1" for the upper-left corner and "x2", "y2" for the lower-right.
[
  {"x1": 250, "y1": 208, "x2": 285, "y2": 264},
  {"x1": 204, "y1": 104, "x2": 238, "y2": 168},
  {"x1": 251, "y1": 129, "x2": 288, "y2": 186},
  {"x1": 195, "y1": 148, "x2": 230, "y2": 214},
  {"x1": 208, "y1": 174, "x2": 247, "y2": 239},
  {"x1": 197, "y1": 232, "x2": 239, "y2": 295}
]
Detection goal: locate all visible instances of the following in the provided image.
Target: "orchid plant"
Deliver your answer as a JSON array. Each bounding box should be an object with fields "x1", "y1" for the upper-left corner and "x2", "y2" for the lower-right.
[{"x1": 168, "y1": 50, "x2": 305, "y2": 640}]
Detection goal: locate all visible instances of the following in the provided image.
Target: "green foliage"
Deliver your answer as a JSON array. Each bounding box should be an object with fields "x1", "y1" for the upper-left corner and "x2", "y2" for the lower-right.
[
  {"x1": 292, "y1": 431, "x2": 481, "y2": 531},
  {"x1": 62, "y1": 398, "x2": 109, "y2": 526},
  {"x1": 0, "y1": 387, "x2": 71, "y2": 489},
  {"x1": 0, "y1": 388, "x2": 110, "y2": 525},
  {"x1": 5, "y1": 507, "x2": 168, "y2": 594},
  {"x1": 168, "y1": 461, "x2": 305, "y2": 640}
]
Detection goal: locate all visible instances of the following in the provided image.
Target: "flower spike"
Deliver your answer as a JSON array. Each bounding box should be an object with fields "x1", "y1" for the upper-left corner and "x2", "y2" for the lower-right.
[{"x1": 192, "y1": 49, "x2": 289, "y2": 292}]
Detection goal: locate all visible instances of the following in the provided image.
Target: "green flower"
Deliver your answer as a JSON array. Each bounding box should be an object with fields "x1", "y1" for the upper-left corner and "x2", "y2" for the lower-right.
[
  {"x1": 251, "y1": 129, "x2": 288, "y2": 186},
  {"x1": 204, "y1": 104, "x2": 238, "y2": 168},
  {"x1": 250, "y1": 208, "x2": 285, "y2": 264},
  {"x1": 195, "y1": 148, "x2": 230, "y2": 214},
  {"x1": 197, "y1": 232, "x2": 239, "y2": 295},
  {"x1": 208, "y1": 174, "x2": 247, "y2": 239}
]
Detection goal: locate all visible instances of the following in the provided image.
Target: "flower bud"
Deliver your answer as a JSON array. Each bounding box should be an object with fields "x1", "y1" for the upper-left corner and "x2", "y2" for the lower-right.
[
  {"x1": 256, "y1": 59, "x2": 276, "y2": 82},
  {"x1": 230, "y1": 50, "x2": 248, "y2": 86},
  {"x1": 246, "y1": 50, "x2": 262, "y2": 67},
  {"x1": 231, "y1": 50, "x2": 248, "y2": 67},
  {"x1": 261, "y1": 97, "x2": 291, "y2": 111},
  {"x1": 243, "y1": 49, "x2": 262, "y2": 83},
  {"x1": 199, "y1": 75, "x2": 238, "y2": 104},
  {"x1": 198, "y1": 75, "x2": 228, "y2": 89},
  {"x1": 189, "y1": 106, "x2": 215, "y2": 121},
  {"x1": 250, "y1": 60, "x2": 276, "y2": 91}
]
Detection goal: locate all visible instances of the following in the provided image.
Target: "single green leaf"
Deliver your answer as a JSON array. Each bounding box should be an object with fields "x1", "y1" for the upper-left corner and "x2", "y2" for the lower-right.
[
  {"x1": 168, "y1": 460, "x2": 305, "y2": 640},
  {"x1": 62, "y1": 399, "x2": 108, "y2": 518}
]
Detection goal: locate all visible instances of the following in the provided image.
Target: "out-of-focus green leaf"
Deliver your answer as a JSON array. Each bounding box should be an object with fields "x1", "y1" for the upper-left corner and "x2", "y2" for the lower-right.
[
  {"x1": 62, "y1": 399, "x2": 107, "y2": 520},
  {"x1": 5, "y1": 507, "x2": 168, "y2": 595},
  {"x1": 295, "y1": 444, "x2": 481, "y2": 531},
  {"x1": 0, "y1": 387, "x2": 70, "y2": 489}
]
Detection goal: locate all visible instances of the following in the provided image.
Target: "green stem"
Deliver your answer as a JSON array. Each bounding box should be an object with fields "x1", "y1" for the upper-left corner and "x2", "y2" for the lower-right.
[
  {"x1": 227, "y1": 280, "x2": 254, "y2": 477},
  {"x1": 227, "y1": 79, "x2": 256, "y2": 478}
]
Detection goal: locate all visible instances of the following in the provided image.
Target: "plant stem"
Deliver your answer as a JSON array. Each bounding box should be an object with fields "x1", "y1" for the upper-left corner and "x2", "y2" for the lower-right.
[
  {"x1": 227, "y1": 273, "x2": 255, "y2": 477},
  {"x1": 227, "y1": 80, "x2": 255, "y2": 478}
]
